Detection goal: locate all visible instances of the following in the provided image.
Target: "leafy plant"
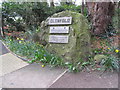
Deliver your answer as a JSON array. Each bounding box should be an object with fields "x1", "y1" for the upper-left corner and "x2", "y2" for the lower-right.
[
  {"x1": 65, "y1": 58, "x2": 91, "y2": 73},
  {"x1": 65, "y1": 62, "x2": 80, "y2": 73},
  {"x1": 93, "y1": 48, "x2": 103, "y2": 55},
  {"x1": 100, "y1": 55, "x2": 119, "y2": 72},
  {"x1": 3, "y1": 36, "x2": 64, "y2": 67}
]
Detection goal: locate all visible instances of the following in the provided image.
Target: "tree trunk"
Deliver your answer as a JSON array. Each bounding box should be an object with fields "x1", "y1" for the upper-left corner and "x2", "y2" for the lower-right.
[
  {"x1": 60, "y1": 0, "x2": 73, "y2": 5},
  {"x1": 86, "y1": 2, "x2": 115, "y2": 35},
  {"x1": 118, "y1": 1, "x2": 120, "y2": 30},
  {"x1": 1, "y1": 16, "x2": 5, "y2": 37},
  {"x1": 81, "y1": 0, "x2": 84, "y2": 14},
  {"x1": 50, "y1": 0, "x2": 54, "y2": 7}
]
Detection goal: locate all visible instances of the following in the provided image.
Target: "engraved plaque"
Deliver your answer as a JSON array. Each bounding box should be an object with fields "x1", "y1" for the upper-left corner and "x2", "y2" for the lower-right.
[
  {"x1": 48, "y1": 17, "x2": 72, "y2": 25},
  {"x1": 49, "y1": 26, "x2": 69, "y2": 33},
  {"x1": 49, "y1": 35, "x2": 69, "y2": 43}
]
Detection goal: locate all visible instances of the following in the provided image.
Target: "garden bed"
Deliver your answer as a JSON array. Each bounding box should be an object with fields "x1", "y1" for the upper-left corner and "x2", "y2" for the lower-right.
[{"x1": 1, "y1": 33, "x2": 119, "y2": 73}]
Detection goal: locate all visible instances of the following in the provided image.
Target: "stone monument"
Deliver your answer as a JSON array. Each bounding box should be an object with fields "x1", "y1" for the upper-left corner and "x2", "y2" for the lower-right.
[{"x1": 39, "y1": 11, "x2": 91, "y2": 63}]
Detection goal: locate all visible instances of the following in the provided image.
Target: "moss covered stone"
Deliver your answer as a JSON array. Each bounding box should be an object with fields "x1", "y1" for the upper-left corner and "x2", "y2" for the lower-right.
[
  {"x1": 39, "y1": 11, "x2": 91, "y2": 63},
  {"x1": 94, "y1": 54, "x2": 107, "y2": 63}
]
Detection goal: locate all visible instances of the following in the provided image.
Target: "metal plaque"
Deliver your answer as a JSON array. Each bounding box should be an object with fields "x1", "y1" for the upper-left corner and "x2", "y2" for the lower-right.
[
  {"x1": 49, "y1": 26, "x2": 69, "y2": 33},
  {"x1": 48, "y1": 17, "x2": 72, "y2": 25},
  {"x1": 49, "y1": 35, "x2": 69, "y2": 43}
]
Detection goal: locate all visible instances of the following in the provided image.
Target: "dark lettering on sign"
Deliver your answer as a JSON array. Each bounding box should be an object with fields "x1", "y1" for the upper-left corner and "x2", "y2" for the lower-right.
[
  {"x1": 49, "y1": 35, "x2": 69, "y2": 43},
  {"x1": 50, "y1": 19, "x2": 54, "y2": 23},
  {"x1": 49, "y1": 26, "x2": 69, "y2": 33},
  {"x1": 48, "y1": 17, "x2": 72, "y2": 25}
]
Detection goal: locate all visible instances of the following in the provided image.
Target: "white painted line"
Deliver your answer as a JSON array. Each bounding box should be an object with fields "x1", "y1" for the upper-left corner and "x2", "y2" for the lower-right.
[{"x1": 47, "y1": 69, "x2": 68, "y2": 88}]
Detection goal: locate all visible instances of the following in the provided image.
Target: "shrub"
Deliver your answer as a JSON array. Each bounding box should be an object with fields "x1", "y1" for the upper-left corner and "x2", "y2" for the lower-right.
[{"x1": 2, "y1": 2, "x2": 85, "y2": 33}]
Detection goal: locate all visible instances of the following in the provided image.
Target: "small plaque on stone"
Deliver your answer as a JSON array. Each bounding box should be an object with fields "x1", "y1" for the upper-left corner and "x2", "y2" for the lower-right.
[
  {"x1": 48, "y1": 17, "x2": 72, "y2": 25},
  {"x1": 49, "y1": 35, "x2": 69, "y2": 43},
  {"x1": 49, "y1": 26, "x2": 69, "y2": 34}
]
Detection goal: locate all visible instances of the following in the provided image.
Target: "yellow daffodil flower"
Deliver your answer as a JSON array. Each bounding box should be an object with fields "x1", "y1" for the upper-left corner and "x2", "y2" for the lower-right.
[
  {"x1": 108, "y1": 48, "x2": 110, "y2": 49},
  {"x1": 115, "y1": 49, "x2": 119, "y2": 53},
  {"x1": 19, "y1": 41, "x2": 22, "y2": 44},
  {"x1": 44, "y1": 57, "x2": 46, "y2": 59},
  {"x1": 21, "y1": 38, "x2": 24, "y2": 40},
  {"x1": 41, "y1": 65, "x2": 45, "y2": 68},
  {"x1": 40, "y1": 45, "x2": 43, "y2": 47},
  {"x1": 9, "y1": 39, "x2": 12, "y2": 41},
  {"x1": 17, "y1": 38, "x2": 19, "y2": 40}
]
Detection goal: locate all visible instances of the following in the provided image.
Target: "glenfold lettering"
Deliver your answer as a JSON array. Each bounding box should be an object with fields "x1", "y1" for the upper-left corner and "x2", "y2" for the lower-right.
[
  {"x1": 50, "y1": 18, "x2": 70, "y2": 23},
  {"x1": 49, "y1": 17, "x2": 72, "y2": 25}
]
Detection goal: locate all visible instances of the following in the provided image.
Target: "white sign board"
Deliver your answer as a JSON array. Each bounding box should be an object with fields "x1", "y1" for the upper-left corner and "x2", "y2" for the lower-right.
[
  {"x1": 49, "y1": 35, "x2": 69, "y2": 43},
  {"x1": 49, "y1": 26, "x2": 69, "y2": 33},
  {"x1": 48, "y1": 17, "x2": 72, "y2": 25}
]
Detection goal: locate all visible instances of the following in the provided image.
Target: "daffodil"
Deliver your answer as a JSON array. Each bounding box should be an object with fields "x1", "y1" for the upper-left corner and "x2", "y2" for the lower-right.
[
  {"x1": 19, "y1": 41, "x2": 22, "y2": 44},
  {"x1": 40, "y1": 45, "x2": 43, "y2": 47},
  {"x1": 41, "y1": 65, "x2": 45, "y2": 68},
  {"x1": 37, "y1": 43, "x2": 39, "y2": 46},
  {"x1": 9, "y1": 39, "x2": 12, "y2": 41},
  {"x1": 17, "y1": 38, "x2": 19, "y2": 40},
  {"x1": 21, "y1": 38, "x2": 24, "y2": 40},
  {"x1": 115, "y1": 49, "x2": 119, "y2": 53},
  {"x1": 27, "y1": 41, "x2": 30, "y2": 43},
  {"x1": 108, "y1": 48, "x2": 110, "y2": 50},
  {"x1": 44, "y1": 57, "x2": 46, "y2": 59}
]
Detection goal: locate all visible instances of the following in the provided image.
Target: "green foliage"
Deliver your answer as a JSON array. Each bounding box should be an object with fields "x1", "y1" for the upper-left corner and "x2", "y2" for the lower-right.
[
  {"x1": 2, "y1": 2, "x2": 84, "y2": 33},
  {"x1": 100, "y1": 55, "x2": 119, "y2": 72},
  {"x1": 3, "y1": 37, "x2": 93, "y2": 72},
  {"x1": 113, "y1": 6, "x2": 120, "y2": 32},
  {"x1": 105, "y1": 7, "x2": 120, "y2": 37},
  {"x1": 91, "y1": 34, "x2": 120, "y2": 72},
  {"x1": 65, "y1": 58, "x2": 91, "y2": 73},
  {"x1": 3, "y1": 37, "x2": 64, "y2": 67},
  {"x1": 94, "y1": 54, "x2": 107, "y2": 63},
  {"x1": 22, "y1": 26, "x2": 41, "y2": 40},
  {"x1": 106, "y1": 23, "x2": 116, "y2": 36},
  {"x1": 93, "y1": 48, "x2": 104, "y2": 55},
  {"x1": 3, "y1": 36, "x2": 119, "y2": 72},
  {"x1": 2, "y1": 2, "x2": 52, "y2": 32},
  {"x1": 54, "y1": 5, "x2": 81, "y2": 13},
  {"x1": 2, "y1": 2, "x2": 27, "y2": 32},
  {"x1": 92, "y1": 40, "x2": 119, "y2": 72}
]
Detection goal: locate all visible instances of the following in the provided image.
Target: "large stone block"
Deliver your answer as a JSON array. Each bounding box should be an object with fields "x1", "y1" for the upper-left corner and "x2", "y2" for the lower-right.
[{"x1": 38, "y1": 11, "x2": 91, "y2": 63}]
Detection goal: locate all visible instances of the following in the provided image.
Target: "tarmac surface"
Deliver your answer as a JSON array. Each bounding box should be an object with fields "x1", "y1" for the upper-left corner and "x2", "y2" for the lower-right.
[
  {"x1": 0, "y1": 41, "x2": 119, "y2": 89},
  {"x1": 50, "y1": 71, "x2": 118, "y2": 88},
  {"x1": 1, "y1": 63, "x2": 66, "y2": 88},
  {"x1": 0, "y1": 41, "x2": 9, "y2": 55}
]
